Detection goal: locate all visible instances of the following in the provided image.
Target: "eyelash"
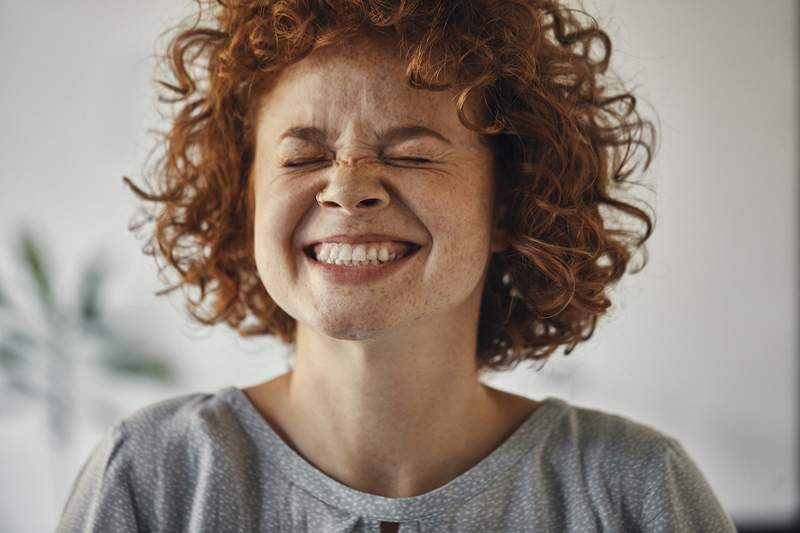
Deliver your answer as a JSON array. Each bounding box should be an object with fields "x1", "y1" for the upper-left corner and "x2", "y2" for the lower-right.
[{"x1": 283, "y1": 157, "x2": 432, "y2": 168}]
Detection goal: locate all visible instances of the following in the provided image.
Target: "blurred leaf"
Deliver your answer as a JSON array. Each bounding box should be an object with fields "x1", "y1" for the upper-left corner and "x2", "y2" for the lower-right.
[
  {"x1": 99, "y1": 351, "x2": 176, "y2": 383},
  {"x1": 81, "y1": 318, "x2": 114, "y2": 339},
  {"x1": 13, "y1": 379, "x2": 40, "y2": 398},
  {"x1": 0, "y1": 276, "x2": 10, "y2": 308},
  {"x1": 2, "y1": 328, "x2": 37, "y2": 350},
  {"x1": 78, "y1": 252, "x2": 107, "y2": 324},
  {"x1": 1, "y1": 374, "x2": 38, "y2": 398},
  {"x1": 0, "y1": 344, "x2": 23, "y2": 369},
  {"x1": 0, "y1": 378, "x2": 39, "y2": 414},
  {"x1": 18, "y1": 228, "x2": 53, "y2": 311}
]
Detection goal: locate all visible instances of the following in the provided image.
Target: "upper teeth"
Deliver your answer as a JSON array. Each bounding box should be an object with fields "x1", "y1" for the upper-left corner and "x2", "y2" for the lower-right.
[{"x1": 313, "y1": 241, "x2": 412, "y2": 265}]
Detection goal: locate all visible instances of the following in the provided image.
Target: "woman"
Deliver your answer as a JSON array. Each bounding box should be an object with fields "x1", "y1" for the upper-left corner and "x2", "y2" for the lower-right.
[{"x1": 57, "y1": 0, "x2": 736, "y2": 531}]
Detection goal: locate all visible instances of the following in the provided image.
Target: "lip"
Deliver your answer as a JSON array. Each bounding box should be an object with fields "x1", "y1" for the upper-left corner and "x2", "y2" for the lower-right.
[{"x1": 302, "y1": 244, "x2": 423, "y2": 285}]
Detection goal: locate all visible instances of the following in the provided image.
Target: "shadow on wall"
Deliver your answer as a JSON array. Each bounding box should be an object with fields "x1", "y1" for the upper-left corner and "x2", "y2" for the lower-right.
[{"x1": 0, "y1": 221, "x2": 180, "y2": 453}]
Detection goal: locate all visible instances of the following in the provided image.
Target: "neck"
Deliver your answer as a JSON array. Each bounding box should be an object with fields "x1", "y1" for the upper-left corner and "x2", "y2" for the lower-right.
[
  {"x1": 243, "y1": 291, "x2": 540, "y2": 498},
  {"x1": 286, "y1": 313, "x2": 503, "y2": 497}
]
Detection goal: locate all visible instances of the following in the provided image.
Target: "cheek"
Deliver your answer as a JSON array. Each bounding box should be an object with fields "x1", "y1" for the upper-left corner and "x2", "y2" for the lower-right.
[
  {"x1": 416, "y1": 189, "x2": 494, "y2": 296},
  {"x1": 252, "y1": 188, "x2": 305, "y2": 280},
  {"x1": 435, "y1": 181, "x2": 494, "y2": 249},
  {"x1": 252, "y1": 202, "x2": 278, "y2": 292},
  {"x1": 447, "y1": 204, "x2": 493, "y2": 265}
]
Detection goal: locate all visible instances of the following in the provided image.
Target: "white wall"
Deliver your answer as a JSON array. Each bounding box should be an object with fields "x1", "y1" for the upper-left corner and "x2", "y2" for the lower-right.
[{"x1": 0, "y1": 1, "x2": 796, "y2": 530}]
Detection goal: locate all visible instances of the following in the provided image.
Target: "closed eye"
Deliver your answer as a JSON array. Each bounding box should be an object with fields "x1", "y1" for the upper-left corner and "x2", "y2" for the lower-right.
[
  {"x1": 283, "y1": 159, "x2": 328, "y2": 168},
  {"x1": 387, "y1": 157, "x2": 432, "y2": 165},
  {"x1": 283, "y1": 157, "x2": 432, "y2": 167}
]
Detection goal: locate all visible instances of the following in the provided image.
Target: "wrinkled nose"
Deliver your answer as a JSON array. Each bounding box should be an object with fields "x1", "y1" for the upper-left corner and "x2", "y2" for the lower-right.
[{"x1": 315, "y1": 161, "x2": 390, "y2": 213}]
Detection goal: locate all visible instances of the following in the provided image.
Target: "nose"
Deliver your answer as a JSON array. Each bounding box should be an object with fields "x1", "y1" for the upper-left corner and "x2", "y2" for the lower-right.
[{"x1": 315, "y1": 162, "x2": 390, "y2": 213}]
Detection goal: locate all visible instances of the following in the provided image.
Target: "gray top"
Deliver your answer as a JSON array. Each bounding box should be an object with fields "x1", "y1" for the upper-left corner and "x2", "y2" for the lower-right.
[{"x1": 56, "y1": 385, "x2": 737, "y2": 532}]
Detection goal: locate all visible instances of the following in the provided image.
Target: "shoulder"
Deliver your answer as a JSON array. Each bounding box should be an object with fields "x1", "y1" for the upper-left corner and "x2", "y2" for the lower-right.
[
  {"x1": 532, "y1": 400, "x2": 679, "y2": 512},
  {"x1": 91, "y1": 386, "x2": 260, "y2": 499},
  {"x1": 118, "y1": 387, "x2": 239, "y2": 445},
  {"x1": 58, "y1": 387, "x2": 260, "y2": 532},
  {"x1": 109, "y1": 387, "x2": 250, "y2": 469},
  {"x1": 114, "y1": 388, "x2": 258, "y2": 505},
  {"x1": 535, "y1": 399, "x2": 735, "y2": 530},
  {"x1": 542, "y1": 398, "x2": 676, "y2": 471}
]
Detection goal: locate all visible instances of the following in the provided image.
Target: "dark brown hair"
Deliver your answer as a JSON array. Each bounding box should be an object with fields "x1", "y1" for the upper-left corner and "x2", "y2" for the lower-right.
[{"x1": 123, "y1": 0, "x2": 657, "y2": 372}]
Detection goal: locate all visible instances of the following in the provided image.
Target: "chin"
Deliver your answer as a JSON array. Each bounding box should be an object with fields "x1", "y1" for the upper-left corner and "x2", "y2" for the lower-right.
[
  {"x1": 310, "y1": 308, "x2": 400, "y2": 341},
  {"x1": 318, "y1": 319, "x2": 389, "y2": 341}
]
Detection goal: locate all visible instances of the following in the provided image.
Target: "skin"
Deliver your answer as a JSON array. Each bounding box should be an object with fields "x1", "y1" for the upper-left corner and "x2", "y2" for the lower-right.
[{"x1": 243, "y1": 33, "x2": 540, "y2": 516}]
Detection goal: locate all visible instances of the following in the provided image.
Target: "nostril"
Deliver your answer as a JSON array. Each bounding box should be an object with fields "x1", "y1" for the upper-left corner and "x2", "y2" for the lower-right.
[{"x1": 356, "y1": 198, "x2": 382, "y2": 207}]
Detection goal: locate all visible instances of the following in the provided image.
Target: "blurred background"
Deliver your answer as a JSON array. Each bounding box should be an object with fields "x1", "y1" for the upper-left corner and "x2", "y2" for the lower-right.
[{"x1": 0, "y1": 1, "x2": 796, "y2": 531}]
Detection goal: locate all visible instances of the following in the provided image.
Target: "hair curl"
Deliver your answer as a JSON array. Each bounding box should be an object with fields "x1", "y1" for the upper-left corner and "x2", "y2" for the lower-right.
[{"x1": 123, "y1": 0, "x2": 658, "y2": 373}]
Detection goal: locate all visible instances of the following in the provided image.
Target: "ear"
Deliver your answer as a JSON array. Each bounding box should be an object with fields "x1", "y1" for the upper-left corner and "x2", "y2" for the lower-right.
[{"x1": 490, "y1": 202, "x2": 510, "y2": 253}]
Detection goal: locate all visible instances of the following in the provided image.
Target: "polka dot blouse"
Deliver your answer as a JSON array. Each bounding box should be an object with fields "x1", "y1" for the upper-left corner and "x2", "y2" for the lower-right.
[{"x1": 56, "y1": 385, "x2": 737, "y2": 532}]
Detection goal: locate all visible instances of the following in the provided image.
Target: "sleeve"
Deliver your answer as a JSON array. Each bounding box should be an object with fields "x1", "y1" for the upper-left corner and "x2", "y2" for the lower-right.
[
  {"x1": 55, "y1": 422, "x2": 140, "y2": 533},
  {"x1": 640, "y1": 437, "x2": 737, "y2": 532}
]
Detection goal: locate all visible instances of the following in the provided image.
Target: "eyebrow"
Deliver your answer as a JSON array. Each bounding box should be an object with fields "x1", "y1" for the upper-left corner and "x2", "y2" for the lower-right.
[{"x1": 277, "y1": 124, "x2": 452, "y2": 147}]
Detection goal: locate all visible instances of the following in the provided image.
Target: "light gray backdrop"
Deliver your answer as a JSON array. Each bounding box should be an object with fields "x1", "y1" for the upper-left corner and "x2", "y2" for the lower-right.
[{"x1": 0, "y1": 1, "x2": 796, "y2": 531}]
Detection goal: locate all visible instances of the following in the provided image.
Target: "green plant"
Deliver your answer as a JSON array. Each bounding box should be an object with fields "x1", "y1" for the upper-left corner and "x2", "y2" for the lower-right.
[{"x1": 0, "y1": 223, "x2": 178, "y2": 448}]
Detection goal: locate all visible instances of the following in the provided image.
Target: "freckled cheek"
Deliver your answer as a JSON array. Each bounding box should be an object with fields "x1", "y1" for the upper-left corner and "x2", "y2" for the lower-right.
[
  {"x1": 252, "y1": 195, "x2": 305, "y2": 271},
  {"x1": 429, "y1": 194, "x2": 492, "y2": 251},
  {"x1": 252, "y1": 210, "x2": 275, "y2": 286}
]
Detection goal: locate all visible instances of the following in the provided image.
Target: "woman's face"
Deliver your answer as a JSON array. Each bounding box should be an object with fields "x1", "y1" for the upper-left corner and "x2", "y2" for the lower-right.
[{"x1": 250, "y1": 35, "x2": 508, "y2": 341}]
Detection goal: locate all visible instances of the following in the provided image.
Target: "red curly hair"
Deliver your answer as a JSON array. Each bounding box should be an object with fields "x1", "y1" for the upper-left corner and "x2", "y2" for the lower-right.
[{"x1": 123, "y1": 0, "x2": 657, "y2": 372}]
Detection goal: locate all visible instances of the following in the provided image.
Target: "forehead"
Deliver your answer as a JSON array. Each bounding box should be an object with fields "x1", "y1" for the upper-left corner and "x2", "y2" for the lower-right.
[{"x1": 253, "y1": 35, "x2": 479, "y2": 145}]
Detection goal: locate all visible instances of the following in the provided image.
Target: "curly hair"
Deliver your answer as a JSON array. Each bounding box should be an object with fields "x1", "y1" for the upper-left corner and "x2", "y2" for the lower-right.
[{"x1": 123, "y1": 0, "x2": 657, "y2": 373}]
